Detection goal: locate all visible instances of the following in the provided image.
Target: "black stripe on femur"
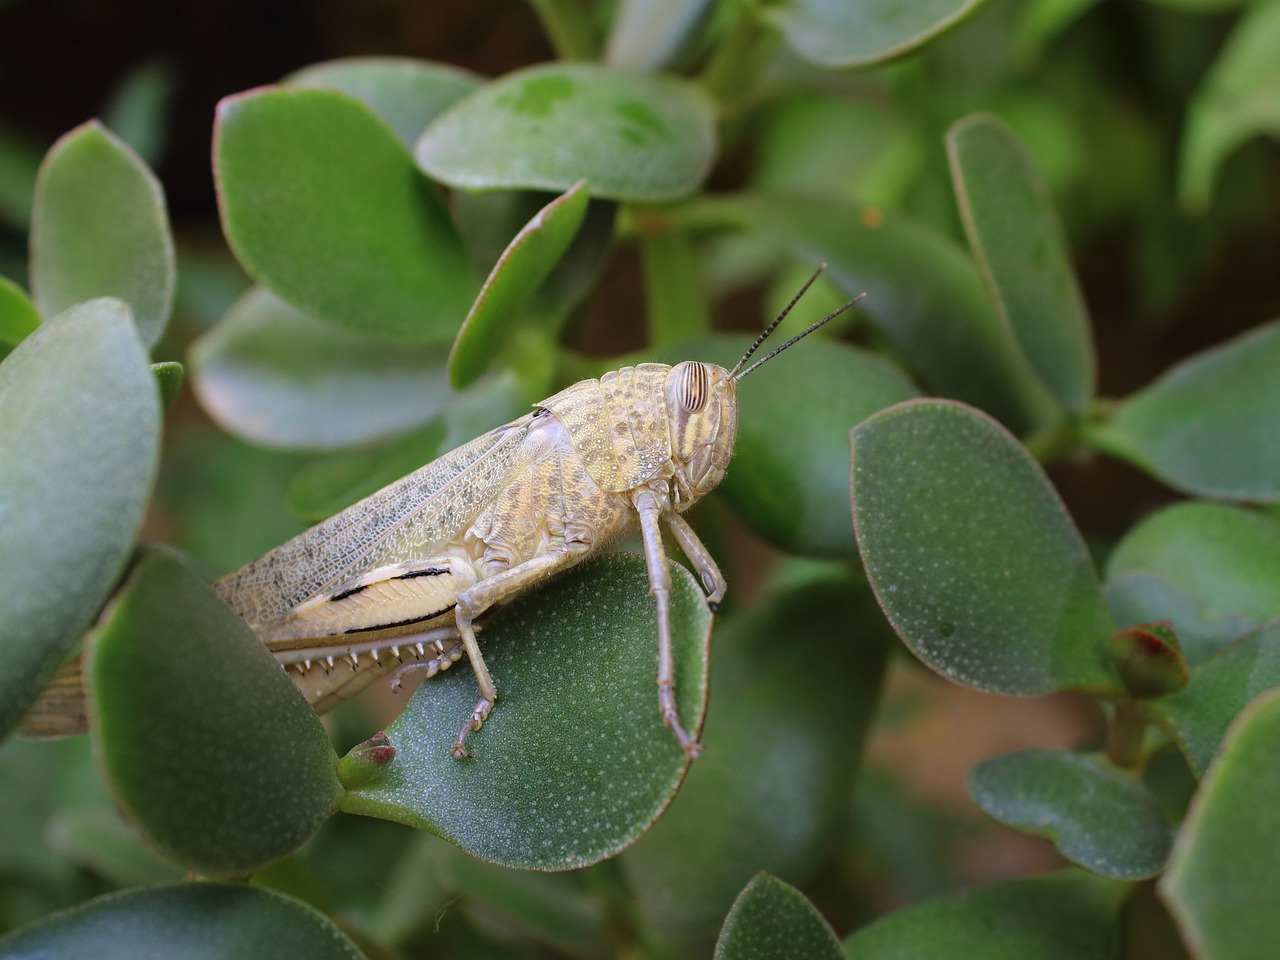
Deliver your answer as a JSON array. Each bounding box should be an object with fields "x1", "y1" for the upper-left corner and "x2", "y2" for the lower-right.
[
  {"x1": 330, "y1": 582, "x2": 370, "y2": 603},
  {"x1": 678, "y1": 362, "x2": 709, "y2": 412},
  {"x1": 342, "y1": 604, "x2": 457, "y2": 634},
  {"x1": 393, "y1": 567, "x2": 449, "y2": 581}
]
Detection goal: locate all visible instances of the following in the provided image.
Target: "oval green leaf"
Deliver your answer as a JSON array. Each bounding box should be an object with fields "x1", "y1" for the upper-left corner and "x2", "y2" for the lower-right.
[
  {"x1": 0, "y1": 298, "x2": 159, "y2": 741},
  {"x1": 215, "y1": 86, "x2": 476, "y2": 341},
  {"x1": 851, "y1": 400, "x2": 1118, "y2": 694},
  {"x1": 1150, "y1": 621, "x2": 1280, "y2": 776},
  {"x1": 621, "y1": 574, "x2": 889, "y2": 946},
  {"x1": 339, "y1": 554, "x2": 711, "y2": 871},
  {"x1": 29, "y1": 121, "x2": 176, "y2": 347},
  {"x1": 947, "y1": 113, "x2": 1095, "y2": 413},
  {"x1": 88, "y1": 550, "x2": 341, "y2": 877},
  {"x1": 340, "y1": 555, "x2": 711, "y2": 870},
  {"x1": 1105, "y1": 502, "x2": 1280, "y2": 628},
  {"x1": 1160, "y1": 687, "x2": 1280, "y2": 960},
  {"x1": 714, "y1": 872, "x2": 843, "y2": 960},
  {"x1": 1105, "y1": 572, "x2": 1254, "y2": 667},
  {"x1": 416, "y1": 62, "x2": 717, "y2": 201},
  {"x1": 287, "y1": 56, "x2": 481, "y2": 150},
  {"x1": 726, "y1": 194, "x2": 1057, "y2": 434},
  {"x1": 967, "y1": 749, "x2": 1172, "y2": 880},
  {"x1": 1089, "y1": 321, "x2": 1280, "y2": 502},
  {"x1": 450, "y1": 180, "x2": 590, "y2": 388},
  {"x1": 0, "y1": 275, "x2": 39, "y2": 346},
  {"x1": 845, "y1": 869, "x2": 1128, "y2": 960},
  {"x1": 189, "y1": 287, "x2": 452, "y2": 450},
  {"x1": 0, "y1": 883, "x2": 365, "y2": 959},
  {"x1": 768, "y1": 0, "x2": 987, "y2": 68}
]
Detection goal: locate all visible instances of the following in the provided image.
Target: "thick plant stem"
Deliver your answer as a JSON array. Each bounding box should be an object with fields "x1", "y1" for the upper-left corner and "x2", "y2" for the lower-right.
[
  {"x1": 526, "y1": 0, "x2": 598, "y2": 60},
  {"x1": 700, "y1": 7, "x2": 778, "y2": 110},
  {"x1": 1107, "y1": 701, "x2": 1148, "y2": 770}
]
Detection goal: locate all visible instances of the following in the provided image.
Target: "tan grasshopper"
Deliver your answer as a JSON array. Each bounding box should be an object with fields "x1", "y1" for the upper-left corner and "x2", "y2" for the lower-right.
[{"x1": 23, "y1": 268, "x2": 860, "y2": 760}]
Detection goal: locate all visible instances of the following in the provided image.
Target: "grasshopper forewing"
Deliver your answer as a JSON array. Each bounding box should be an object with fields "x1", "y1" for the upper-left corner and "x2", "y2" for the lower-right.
[{"x1": 21, "y1": 267, "x2": 862, "y2": 761}]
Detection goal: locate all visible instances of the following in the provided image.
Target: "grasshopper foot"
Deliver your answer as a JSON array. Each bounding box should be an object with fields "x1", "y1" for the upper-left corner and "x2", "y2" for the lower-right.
[{"x1": 451, "y1": 697, "x2": 494, "y2": 760}]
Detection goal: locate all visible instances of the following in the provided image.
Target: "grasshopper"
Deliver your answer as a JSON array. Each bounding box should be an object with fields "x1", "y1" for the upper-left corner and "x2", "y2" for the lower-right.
[{"x1": 22, "y1": 268, "x2": 860, "y2": 760}]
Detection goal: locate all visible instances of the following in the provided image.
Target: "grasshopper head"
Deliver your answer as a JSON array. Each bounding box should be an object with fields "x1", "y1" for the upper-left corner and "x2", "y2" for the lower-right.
[{"x1": 664, "y1": 361, "x2": 738, "y2": 511}]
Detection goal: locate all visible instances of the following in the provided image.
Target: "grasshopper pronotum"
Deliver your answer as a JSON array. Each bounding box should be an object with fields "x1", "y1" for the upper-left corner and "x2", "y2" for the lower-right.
[{"x1": 24, "y1": 267, "x2": 860, "y2": 760}]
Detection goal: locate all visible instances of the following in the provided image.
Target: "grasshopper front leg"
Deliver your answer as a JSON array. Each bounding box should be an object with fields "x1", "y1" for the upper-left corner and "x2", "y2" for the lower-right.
[{"x1": 633, "y1": 485, "x2": 702, "y2": 760}]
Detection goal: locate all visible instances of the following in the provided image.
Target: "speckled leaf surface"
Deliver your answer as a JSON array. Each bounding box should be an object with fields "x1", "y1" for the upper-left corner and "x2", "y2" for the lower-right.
[
  {"x1": 1161, "y1": 688, "x2": 1280, "y2": 960},
  {"x1": 189, "y1": 287, "x2": 451, "y2": 450},
  {"x1": 1089, "y1": 322, "x2": 1280, "y2": 501},
  {"x1": 968, "y1": 750, "x2": 1172, "y2": 880},
  {"x1": 768, "y1": 0, "x2": 987, "y2": 68},
  {"x1": 0, "y1": 298, "x2": 159, "y2": 741},
  {"x1": 29, "y1": 122, "x2": 175, "y2": 347},
  {"x1": 89, "y1": 551, "x2": 341, "y2": 877},
  {"x1": 845, "y1": 870, "x2": 1127, "y2": 960},
  {"x1": 449, "y1": 180, "x2": 589, "y2": 388},
  {"x1": 287, "y1": 56, "x2": 481, "y2": 149},
  {"x1": 215, "y1": 86, "x2": 476, "y2": 340},
  {"x1": 0, "y1": 883, "x2": 365, "y2": 959},
  {"x1": 948, "y1": 113, "x2": 1095, "y2": 413},
  {"x1": 339, "y1": 554, "x2": 711, "y2": 870},
  {"x1": 713, "y1": 873, "x2": 843, "y2": 960},
  {"x1": 851, "y1": 400, "x2": 1118, "y2": 695},
  {"x1": 417, "y1": 62, "x2": 717, "y2": 201}
]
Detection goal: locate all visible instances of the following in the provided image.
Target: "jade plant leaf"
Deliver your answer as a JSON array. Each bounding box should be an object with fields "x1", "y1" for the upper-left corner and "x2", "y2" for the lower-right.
[
  {"x1": 1105, "y1": 502, "x2": 1280, "y2": 630},
  {"x1": 339, "y1": 554, "x2": 711, "y2": 870},
  {"x1": 0, "y1": 298, "x2": 159, "y2": 741},
  {"x1": 1150, "y1": 621, "x2": 1280, "y2": 776},
  {"x1": 0, "y1": 883, "x2": 365, "y2": 959},
  {"x1": 947, "y1": 113, "x2": 1095, "y2": 413},
  {"x1": 0, "y1": 274, "x2": 39, "y2": 346},
  {"x1": 967, "y1": 749, "x2": 1172, "y2": 880},
  {"x1": 449, "y1": 180, "x2": 590, "y2": 388},
  {"x1": 214, "y1": 86, "x2": 476, "y2": 340},
  {"x1": 1088, "y1": 322, "x2": 1280, "y2": 502},
  {"x1": 621, "y1": 574, "x2": 889, "y2": 947},
  {"x1": 88, "y1": 550, "x2": 341, "y2": 877},
  {"x1": 151, "y1": 361, "x2": 184, "y2": 410},
  {"x1": 1160, "y1": 687, "x2": 1280, "y2": 960},
  {"x1": 417, "y1": 62, "x2": 717, "y2": 201},
  {"x1": 713, "y1": 872, "x2": 843, "y2": 960},
  {"x1": 605, "y1": 0, "x2": 716, "y2": 70},
  {"x1": 844, "y1": 869, "x2": 1128, "y2": 960},
  {"x1": 767, "y1": 0, "x2": 988, "y2": 68},
  {"x1": 726, "y1": 194, "x2": 1057, "y2": 435},
  {"x1": 1104, "y1": 572, "x2": 1254, "y2": 666},
  {"x1": 1178, "y1": 0, "x2": 1280, "y2": 212},
  {"x1": 287, "y1": 56, "x2": 481, "y2": 149},
  {"x1": 29, "y1": 121, "x2": 176, "y2": 347},
  {"x1": 189, "y1": 286, "x2": 451, "y2": 450},
  {"x1": 851, "y1": 400, "x2": 1119, "y2": 695}
]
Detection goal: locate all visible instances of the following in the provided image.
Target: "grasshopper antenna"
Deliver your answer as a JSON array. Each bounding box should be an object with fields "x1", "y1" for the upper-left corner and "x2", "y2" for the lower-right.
[{"x1": 730, "y1": 265, "x2": 866, "y2": 382}]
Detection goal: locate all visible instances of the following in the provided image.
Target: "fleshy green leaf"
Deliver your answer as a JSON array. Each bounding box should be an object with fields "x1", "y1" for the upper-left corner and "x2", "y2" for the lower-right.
[
  {"x1": 1108, "y1": 622, "x2": 1189, "y2": 699},
  {"x1": 189, "y1": 287, "x2": 451, "y2": 450},
  {"x1": 286, "y1": 56, "x2": 481, "y2": 150},
  {"x1": 1150, "y1": 621, "x2": 1280, "y2": 776},
  {"x1": 1160, "y1": 688, "x2": 1280, "y2": 960},
  {"x1": 0, "y1": 274, "x2": 39, "y2": 346},
  {"x1": 844, "y1": 869, "x2": 1127, "y2": 960},
  {"x1": 724, "y1": 194, "x2": 1057, "y2": 434},
  {"x1": 1104, "y1": 572, "x2": 1254, "y2": 666},
  {"x1": 450, "y1": 180, "x2": 590, "y2": 388},
  {"x1": 89, "y1": 550, "x2": 341, "y2": 877},
  {"x1": 1089, "y1": 322, "x2": 1280, "y2": 501},
  {"x1": 1105, "y1": 502, "x2": 1280, "y2": 630},
  {"x1": 0, "y1": 883, "x2": 365, "y2": 959},
  {"x1": 947, "y1": 113, "x2": 1094, "y2": 413},
  {"x1": 851, "y1": 400, "x2": 1118, "y2": 694},
  {"x1": 605, "y1": 0, "x2": 716, "y2": 70},
  {"x1": 151, "y1": 360, "x2": 184, "y2": 409},
  {"x1": 417, "y1": 62, "x2": 717, "y2": 201},
  {"x1": 29, "y1": 121, "x2": 176, "y2": 347},
  {"x1": 214, "y1": 86, "x2": 476, "y2": 340},
  {"x1": 1178, "y1": 0, "x2": 1280, "y2": 212},
  {"x1": 339, "y1": 554, "x2": 711, "y2": 870},
  {"x1": 768, "y1": 0, "x2": 987, "y2": 68},
  {"x1": 0, "y1": 298, "x2": 159, "y2": 741},
  {"x1": 967, "y1": 750, "x2": 1172, "y2": 880},
  {"x1": 713, "y1": 873, "x2": 843, "y2": 960},
  {"x1": 621, "y1": 574, "x2": 889, "y2": 947}
]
